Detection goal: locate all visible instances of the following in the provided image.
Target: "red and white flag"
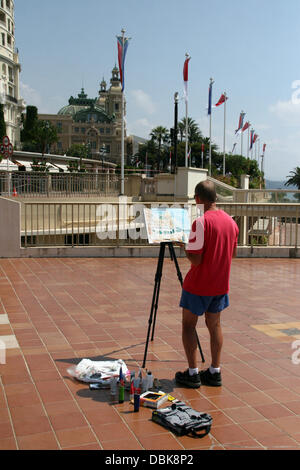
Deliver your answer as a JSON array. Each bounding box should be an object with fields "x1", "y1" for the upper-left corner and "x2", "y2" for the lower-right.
[
  {"x1": 215, "y1": 93, "x2": 228, "y2": 107},
  {"x1": 242, "y1": 122, "x2": 250, "y2": 132},
  {"x1": 235, "y1": 112, "x2": 245, "y2": 135},
  {"x1": 253, "y1": 134, "x2": 258, "y2": 144},
  {"x1": 263, "y1": 143, "x2": 266, "y2": 153},
  {"x1": 183, "y1": 55, "x2": 191, "y2": 103}
]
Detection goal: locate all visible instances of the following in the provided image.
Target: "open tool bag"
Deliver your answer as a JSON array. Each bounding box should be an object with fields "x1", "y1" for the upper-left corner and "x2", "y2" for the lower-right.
[{"x1": 152, "y1": 401, "x2": 212, "y2": 437}]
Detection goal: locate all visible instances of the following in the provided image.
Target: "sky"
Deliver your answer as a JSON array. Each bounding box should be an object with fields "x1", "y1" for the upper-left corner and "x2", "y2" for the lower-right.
[{"x1": 15, "y1": 0, "x2": 300, "y2": 181}]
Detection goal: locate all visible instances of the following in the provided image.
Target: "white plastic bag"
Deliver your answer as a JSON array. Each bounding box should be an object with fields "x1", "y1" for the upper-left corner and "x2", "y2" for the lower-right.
[{"x1": 67, "y1": 358, "x2": 129, "y2": 383}]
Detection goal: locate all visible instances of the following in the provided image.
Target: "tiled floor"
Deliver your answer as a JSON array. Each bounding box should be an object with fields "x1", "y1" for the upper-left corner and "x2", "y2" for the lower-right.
[{"x1": 0, "y1": 257, "x2": 300, "y2": 450}]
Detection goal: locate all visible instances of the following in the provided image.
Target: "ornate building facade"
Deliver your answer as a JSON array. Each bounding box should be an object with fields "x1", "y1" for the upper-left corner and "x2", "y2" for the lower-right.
[
  {"x1": 39, "y1": 66, "x2": 128, "y2": 164},
  {"x1": 0, "y1": 0, "x2": 24, "y2": 147}
]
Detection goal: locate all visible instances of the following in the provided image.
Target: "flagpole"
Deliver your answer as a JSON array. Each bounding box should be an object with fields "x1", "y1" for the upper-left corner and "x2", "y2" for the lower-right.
[
  {"x1": 240, "y1": 111, "x2": 244, "y2": 157},
  {"x1": 223, "y1": 91, "x2": 227, "y2": 176},
  {"x1": 247, "y1": 125, "x2": 250, "y2": 159},
  {"x1": 185, "y1": 53, "x2": 189, "y2": 168},
  {"x1": 120, "y1": 28, "x2": 126, "y2": 195},
  {"x1": 209, "y1": 107, "x2": 212, "y2": 175},
  {"x1": 241, "y1": 130, "x2": 243, "y2": 157},
  {"x1": 209, "y1": 77, "x2": 213, "y2": 176}
]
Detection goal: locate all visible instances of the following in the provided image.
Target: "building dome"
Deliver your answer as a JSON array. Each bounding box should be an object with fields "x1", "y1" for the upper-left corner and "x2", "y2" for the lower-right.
[
  {"x1": 58, "y1": 88, "x2": 96, "y2": 117},
  {"x1": 58, "y1": 104, "x2": 89, "y2": 117}
]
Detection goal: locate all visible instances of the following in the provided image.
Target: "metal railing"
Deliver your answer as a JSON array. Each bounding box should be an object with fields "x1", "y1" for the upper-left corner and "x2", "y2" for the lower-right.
[
  {"x1": 0, "y1": 171, "x2": 121, "y2": 198},
  {"x1": 207, "y1": 176, "x2": 236, "y2": 202},
  {"x1": 235, "y1": 189, "x2": 300, "y2": 204},
  {"x1": 218, "y1": 203, "x2": 300, "y2": 248},
  {"x1": 20, "y1": 201, "x2": 300, "y2": 249},
  {"x1": 21, "y1": 201, "x2": 182, "y2": 248}
]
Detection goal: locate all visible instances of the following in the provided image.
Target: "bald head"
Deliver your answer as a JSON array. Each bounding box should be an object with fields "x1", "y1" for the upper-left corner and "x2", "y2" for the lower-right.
[{"x1": 194, "y1": 180, "x2": 217, "y2": 203}]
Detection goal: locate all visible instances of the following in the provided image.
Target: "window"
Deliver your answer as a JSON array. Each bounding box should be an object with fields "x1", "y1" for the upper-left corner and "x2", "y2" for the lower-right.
[
  {"x1": 1, "y1": 33, "x2": 5, "y2": 46},
  {"x1": 81, "y1": 128, "x2": 85, "y2": 134},
  {"x1": 100, "y1": 128, "x2": 104, "y2": 134},
  {"x1": 7, "y1": 18, "x2": 10, "y2": 31},
  {"x1": 8, "y1": 85, "x2": 13, "y2": 96},
  {"x1": 87, "y1": 113, "x2": 98, "y2": 122},
  {"x1": 74, "y1": 127, "x2": 79, "y2": 133},
  {"x1": 8, "y1": 66, "x2": 13, "y2": 82},
  {"x1": 105, "y1": 145, "x2": 111, "y2": 154},
  {"x1": 7, "y1": 33, "x2": 11, "y2": 47},
  {"x1": 6, "y1": 0, "x2": 10, "y2": 11},
  {"x1": 115, "y1": 103, "x2": 119, "y2": 111},
  {"x1": 106, "y1": 128, "x2": 110, "y2": 134},
  {"x1": 0, "y1": 12, "x2": 5, "y2": 23},
  {"x1": 57, "y1": 122, "x2": 62, "y2": 133},
  {"x1": 57, "y1": 142, "x2": 62, "y2": 149}
]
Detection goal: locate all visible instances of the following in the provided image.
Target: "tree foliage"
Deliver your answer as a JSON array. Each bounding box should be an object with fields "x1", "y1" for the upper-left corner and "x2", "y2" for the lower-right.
[
  {"x1": 21, "y1": 106, "x2": 58, "y2": 155},
  {"x1": 66, "y1": 144, "x2": 88, "y2": 159},
  {"x1": 132, "y1": 115, "x2": 264, "y2": 188},
  {"x1": 33, "y1": 120, "x2": 58, "y2": 154},
  {"x1": 66, "y1": 144, "x2": 88, "y2": 172},
  {"x1": 178, "y1": 117, "x2": 202, "y2": 143},
  {"x1": 21, "y1": 106, "x2": 38, "y2": 144},
  {"x1": 285, "y1": 167, "x2": 300, "y2": 190}
]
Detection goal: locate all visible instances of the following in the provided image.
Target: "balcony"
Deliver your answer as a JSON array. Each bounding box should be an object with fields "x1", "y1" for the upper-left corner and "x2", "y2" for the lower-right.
[{"x1": 5, "y1": 93, "x2": 17, "y2": 103}]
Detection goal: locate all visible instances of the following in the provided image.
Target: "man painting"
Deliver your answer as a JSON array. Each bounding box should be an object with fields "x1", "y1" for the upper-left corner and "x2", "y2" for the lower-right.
[{"x1": 175, "y1": 180, "x2": 239, "y2": 388}]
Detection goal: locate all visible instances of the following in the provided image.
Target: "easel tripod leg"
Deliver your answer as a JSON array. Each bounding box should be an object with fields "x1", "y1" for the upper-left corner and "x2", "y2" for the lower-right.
[
  {"x1": 142, "y1": 243, "x2": 165, "y2": 369},
  {"x1": 150, "y1": 243, "x2": 165, "y2": 341}
]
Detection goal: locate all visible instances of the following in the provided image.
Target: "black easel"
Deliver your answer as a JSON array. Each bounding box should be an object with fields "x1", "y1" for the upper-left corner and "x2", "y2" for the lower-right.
[{"x1": 142, "y1": 241, "x2": 205, "y2": 369}]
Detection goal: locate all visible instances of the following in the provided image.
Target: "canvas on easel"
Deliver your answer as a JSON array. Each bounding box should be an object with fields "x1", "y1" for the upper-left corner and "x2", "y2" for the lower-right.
[
  {"x1": 143, "y1": 207, "x2": 191, "y2": 245},
  {"x1": 142, "y1": 206, "x2": 205, "y2": 368}
]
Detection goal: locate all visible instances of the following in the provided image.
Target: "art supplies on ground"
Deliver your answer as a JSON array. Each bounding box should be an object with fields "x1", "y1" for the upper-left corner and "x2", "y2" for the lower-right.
[
  {"x1": 69, "y1": 362, "x2": 212, "y2": 437},
  {"x1": 140, "y1": 391, "x2": 168, "y2": 409},
  {"x1": 152, "y1": 401, "x2": 212, "y2": 438},
  {"x1": 67, "y1": 359, "x2": 129, "y2": 384}
]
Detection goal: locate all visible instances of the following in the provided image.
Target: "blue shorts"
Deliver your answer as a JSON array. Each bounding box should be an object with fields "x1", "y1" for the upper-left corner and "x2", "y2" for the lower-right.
[{"x1": 180, "y1": 289, "x2": 229, "y2": 316}]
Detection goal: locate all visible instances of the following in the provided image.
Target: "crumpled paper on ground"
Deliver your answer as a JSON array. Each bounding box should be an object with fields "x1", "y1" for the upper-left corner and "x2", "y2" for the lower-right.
[{"x1": 67, "y1": 358, "x2": 129, "y2": 383}]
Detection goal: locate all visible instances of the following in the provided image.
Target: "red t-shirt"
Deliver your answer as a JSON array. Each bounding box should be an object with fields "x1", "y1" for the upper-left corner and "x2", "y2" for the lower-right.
[{"x1": 183, "y1": 209, "x2": 239, "y2": 296}]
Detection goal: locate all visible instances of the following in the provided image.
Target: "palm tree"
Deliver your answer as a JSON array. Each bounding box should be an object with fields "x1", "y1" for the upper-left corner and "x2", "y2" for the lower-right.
[
  {"x1": 178, "y1": 118, "x2": 202, "y2": 143},
  {"x1": 150, "y1": 126, "x2": 169, "y2": 169},
  {"x1": 178, "y1": 121, "x2": 185, "y2": 142},
  {"x1": 285, "y1": 167, "x2": 300, "y2": 189}
]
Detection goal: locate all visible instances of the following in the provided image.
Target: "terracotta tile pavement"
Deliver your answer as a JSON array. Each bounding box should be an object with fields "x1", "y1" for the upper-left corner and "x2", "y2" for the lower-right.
[{"x1": 0, "y1": 257, "x2": 300, "y2": 450}]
